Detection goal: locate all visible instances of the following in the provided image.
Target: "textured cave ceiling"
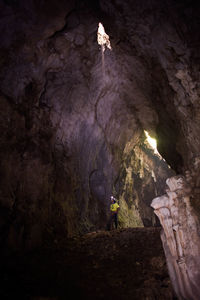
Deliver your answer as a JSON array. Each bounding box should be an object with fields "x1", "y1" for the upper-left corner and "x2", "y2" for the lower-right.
[{"x1": 0, "y1": 0, "x2": 200, "y2": 243}]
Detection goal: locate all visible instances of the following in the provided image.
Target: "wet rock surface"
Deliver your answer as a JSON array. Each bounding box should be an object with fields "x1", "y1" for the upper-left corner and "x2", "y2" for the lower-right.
[{"x1": 0, "y1": 227, "x2": 175, "y2": 300}]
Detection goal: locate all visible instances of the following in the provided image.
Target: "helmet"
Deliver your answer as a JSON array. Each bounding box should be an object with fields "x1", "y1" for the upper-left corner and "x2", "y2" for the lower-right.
[{"x1": 111, "y1": 196, "x2": 116, "y2": 203}]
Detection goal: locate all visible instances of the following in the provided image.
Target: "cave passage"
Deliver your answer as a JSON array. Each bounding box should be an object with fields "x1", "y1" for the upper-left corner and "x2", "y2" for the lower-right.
[{"x1": 0, "y1": 0, "x2": 187, "y2": 247}]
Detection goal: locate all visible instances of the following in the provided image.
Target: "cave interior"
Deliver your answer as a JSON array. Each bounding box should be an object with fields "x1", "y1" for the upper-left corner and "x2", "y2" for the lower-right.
[{"x1": 0, "y1": 0, "x2": 200, "y2": 299}]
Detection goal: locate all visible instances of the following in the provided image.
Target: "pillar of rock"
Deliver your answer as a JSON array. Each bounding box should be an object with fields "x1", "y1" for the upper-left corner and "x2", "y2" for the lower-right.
[{"x1": 151, "y1": 175, "x2": 200, "y2": 299}]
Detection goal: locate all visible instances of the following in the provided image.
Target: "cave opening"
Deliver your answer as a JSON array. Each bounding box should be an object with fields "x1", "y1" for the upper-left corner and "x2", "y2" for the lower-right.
[{"x1": 144, "y1": 130, "x2": 158, "y2": 154}]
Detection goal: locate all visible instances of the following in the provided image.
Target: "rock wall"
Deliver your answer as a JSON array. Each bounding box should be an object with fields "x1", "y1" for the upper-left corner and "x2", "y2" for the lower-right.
[
  {"x1": 115, "y1": 136, "x2": 174, "y2": 228},
  {"x1": 0, "y1": 0, "x2": 200, "y2": 250}
]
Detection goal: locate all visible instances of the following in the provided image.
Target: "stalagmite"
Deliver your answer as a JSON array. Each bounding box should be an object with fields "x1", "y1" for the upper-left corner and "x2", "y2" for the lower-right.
[{"x1": 151, "y1": 175, "x2": 200, "y2": 300}]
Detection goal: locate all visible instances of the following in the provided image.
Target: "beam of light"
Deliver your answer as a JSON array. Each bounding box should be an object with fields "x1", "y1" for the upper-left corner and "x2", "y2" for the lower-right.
[{"x1": 97, "y1": 22, "x2": 112, "y2": 52}]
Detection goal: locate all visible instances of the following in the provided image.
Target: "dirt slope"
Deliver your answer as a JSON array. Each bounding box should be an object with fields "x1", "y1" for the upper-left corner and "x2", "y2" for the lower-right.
[{"x1": 0, "y1": 227, "x2": 176, "y2": 300}]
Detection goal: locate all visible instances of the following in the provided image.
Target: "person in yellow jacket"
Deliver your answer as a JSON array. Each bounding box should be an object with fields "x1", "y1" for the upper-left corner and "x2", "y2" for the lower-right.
[{"x1": 107, "y1": 196, "x2": 120, "y2": 230}]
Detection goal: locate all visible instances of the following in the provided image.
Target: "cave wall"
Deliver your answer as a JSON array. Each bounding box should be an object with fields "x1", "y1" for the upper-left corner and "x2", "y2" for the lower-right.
[
  {"x1": 100, "y1": 0, "x2": 200, "y2": 169},
  {"x1": 115, "y1": 136, "x2": 174, "y2": 228},
  {"x1": 0, "y1": 0, "x2": 199, "y2": 249}
]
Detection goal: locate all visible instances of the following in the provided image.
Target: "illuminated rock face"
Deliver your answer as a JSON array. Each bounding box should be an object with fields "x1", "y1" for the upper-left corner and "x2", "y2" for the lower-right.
[
  {"x1": 0, "y1": 0, "x2": 200, "y2": 249},
  {"x1": 151, "y1": 175, "x2": 200, "y2": 299}
]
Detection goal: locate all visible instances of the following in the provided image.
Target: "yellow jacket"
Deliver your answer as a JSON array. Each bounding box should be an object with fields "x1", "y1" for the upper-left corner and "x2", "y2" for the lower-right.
[{"x1": 110, "y1": 202, "x2": 120, "y2": 212}]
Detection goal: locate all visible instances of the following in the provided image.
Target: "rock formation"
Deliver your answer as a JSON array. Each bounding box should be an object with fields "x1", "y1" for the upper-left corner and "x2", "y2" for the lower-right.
[{"x1": 151, "y1": 173, "x2": 200, "y2": 299}]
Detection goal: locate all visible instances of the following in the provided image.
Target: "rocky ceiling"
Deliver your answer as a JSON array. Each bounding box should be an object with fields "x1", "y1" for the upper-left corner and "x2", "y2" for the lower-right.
[{"x1": 0, "y1": 0, "x2": 200, "y2": 250}]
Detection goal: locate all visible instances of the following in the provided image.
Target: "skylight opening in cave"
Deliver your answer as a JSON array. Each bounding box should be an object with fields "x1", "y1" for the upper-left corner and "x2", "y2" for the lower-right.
[{"x1": 97, "y1": 22, "x2": 112, "y2": 52}]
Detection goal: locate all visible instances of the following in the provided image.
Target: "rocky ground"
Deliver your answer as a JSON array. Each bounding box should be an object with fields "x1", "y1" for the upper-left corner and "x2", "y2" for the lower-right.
[{"x1": 0, "y1": 227, "x2": 176, "y2": 300}]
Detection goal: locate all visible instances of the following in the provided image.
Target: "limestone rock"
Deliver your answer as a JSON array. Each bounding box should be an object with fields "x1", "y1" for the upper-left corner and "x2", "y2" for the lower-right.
[{"x1": 151, "y1": 175, "x2": 200, "y2": 299}]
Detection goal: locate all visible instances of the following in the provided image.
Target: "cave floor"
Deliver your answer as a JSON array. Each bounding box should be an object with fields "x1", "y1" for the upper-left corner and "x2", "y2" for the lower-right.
[{"x1": 0, "y1": 227, "x2": 176, "y2": 300}]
